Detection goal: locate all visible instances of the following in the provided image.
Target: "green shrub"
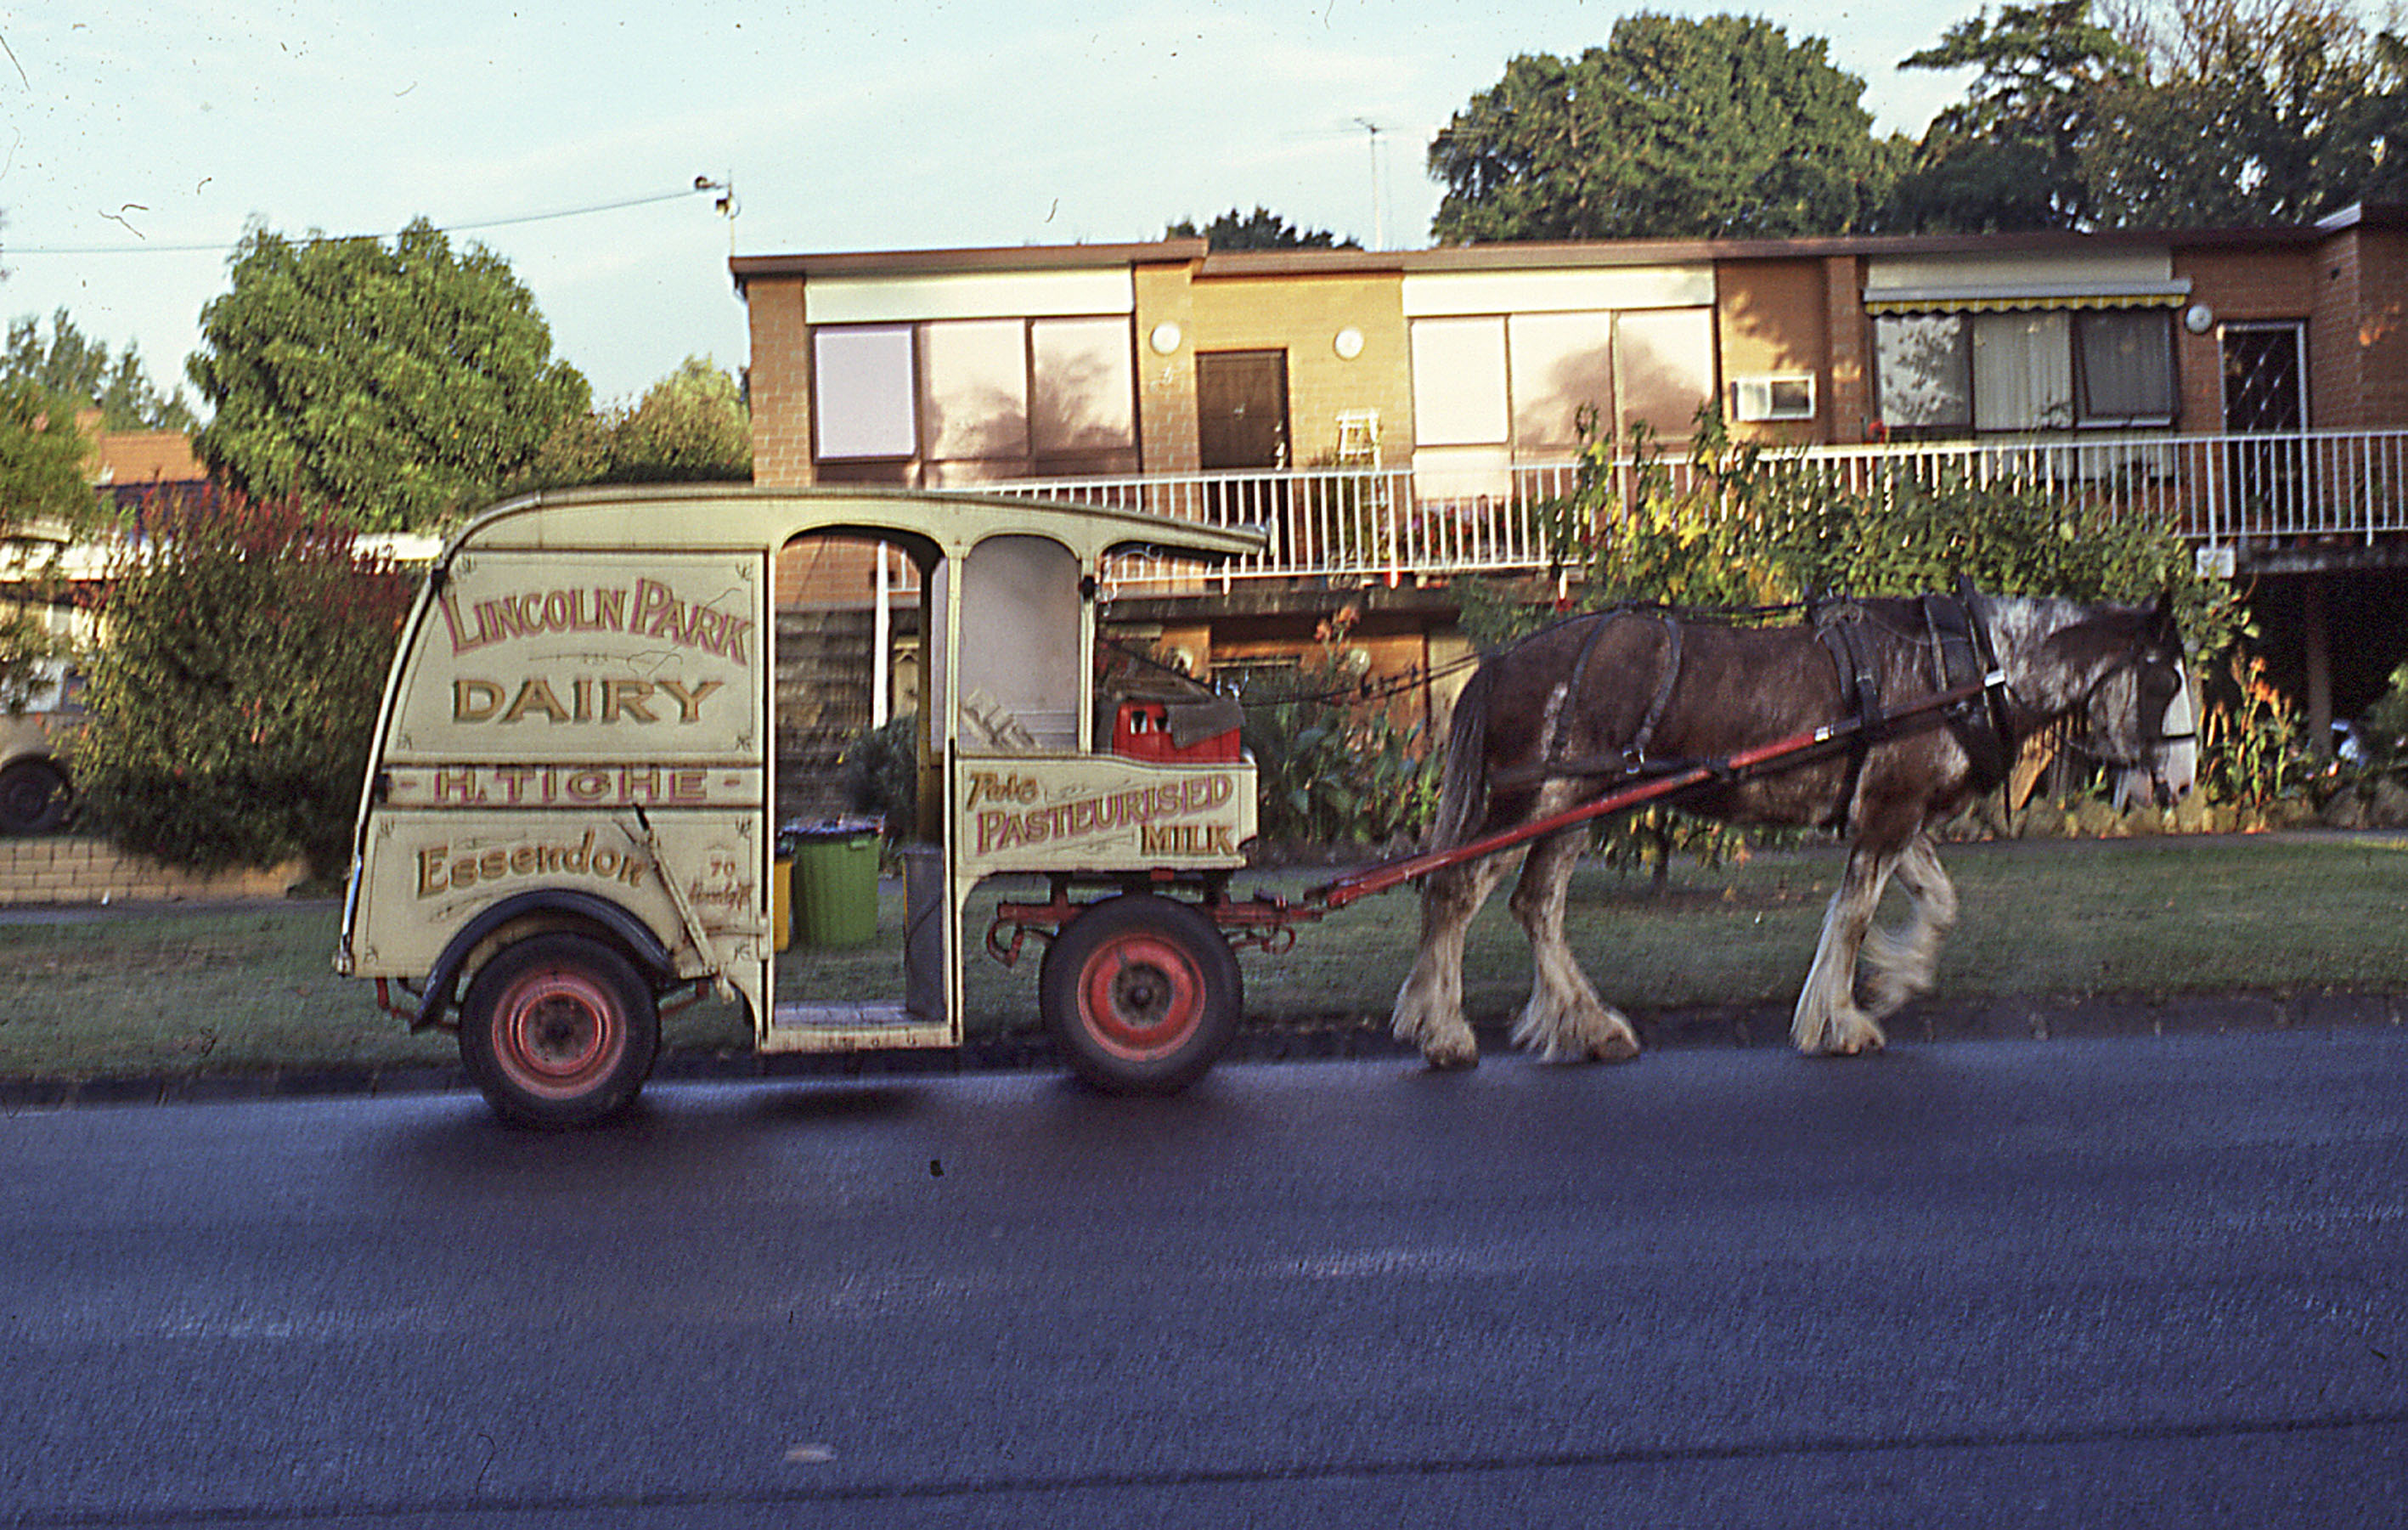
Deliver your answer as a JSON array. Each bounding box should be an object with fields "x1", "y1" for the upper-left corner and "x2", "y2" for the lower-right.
[
  {"x1": 840, "y1": 711, "x2": 921, "y2": 841},
  {"x1": 1238, "y1": 613, "x2": 1436, "y2": 849},
  {"x1": 1475, "y1": 405, "x2": 2254, "y2": 855},
  {"x1": 76, "y1": 489, "x2": 413, "y2": 878}
]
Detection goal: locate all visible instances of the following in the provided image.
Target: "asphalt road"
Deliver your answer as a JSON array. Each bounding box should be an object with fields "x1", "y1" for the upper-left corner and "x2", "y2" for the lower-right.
[{"x1": 4, "y1": 1027, "x2": 2405, "y2": 1529}]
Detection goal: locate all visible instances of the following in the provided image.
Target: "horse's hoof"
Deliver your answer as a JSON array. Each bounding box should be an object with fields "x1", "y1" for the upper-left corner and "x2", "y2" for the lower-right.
[
  {"x1": 1420, "y1": 1040, "x2": 1480, "y2": 1071},
  {"x1": 1588, "y1": 1032, "x2": 1642, "y2": 1063}
]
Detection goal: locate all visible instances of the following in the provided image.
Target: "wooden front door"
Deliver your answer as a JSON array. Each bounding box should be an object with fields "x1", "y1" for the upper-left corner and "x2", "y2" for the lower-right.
[{"x1": 1197, "y1": 351, "x2": 1290, "y2": 471}]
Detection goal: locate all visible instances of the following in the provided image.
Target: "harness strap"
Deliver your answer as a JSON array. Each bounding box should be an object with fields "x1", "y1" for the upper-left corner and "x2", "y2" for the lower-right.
[
  {"x1": 1931, "y1": 582, "x2": 2015, "y2": 793},
  {"x1": 1541, "y1": 608, "x2": 1684, "y2": 784},
  {"x1": 1626, "y1": 612, "x2": 1683, "y2": 767},
  {"x1": 1813, "y1": 607, "x2": 1880, "y2": 831}
]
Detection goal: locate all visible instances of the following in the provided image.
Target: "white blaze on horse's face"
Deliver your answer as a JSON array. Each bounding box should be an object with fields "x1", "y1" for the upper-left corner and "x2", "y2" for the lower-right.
[
  {"x1": 2154, "y1": 668, "x2": 2199, "y2": 801},
  {"x1": 2111, "y1": 660, "x2": 2199, "y2": 810}
]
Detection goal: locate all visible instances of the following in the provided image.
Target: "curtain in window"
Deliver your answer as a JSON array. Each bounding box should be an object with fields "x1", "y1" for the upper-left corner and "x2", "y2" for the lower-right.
[
  {"x1": 1031, "y1": 317, "x2": 1135, "y2": 455},
  {"x1": 1507, "y1": 311, "x2": 1613, "y2": 451},
  {"x1": 1875, "y1": 315, "x2": 1971, "y2": 430},
  {"x1": 2076, "y1": 311, "x2": 2174, "y2": 424},
  {"x1": 813, "y1": 326, "x2": 917, "y2": 460},
  {"x1": 1410, "y1": 317, "x2": 1510, "y2": 446},
  {"x1": 918, "y1": 319, "x2": 1029, "y2": 460},
  {"x1": 1613, "y1": 308, "x2": 1715, "y2": 439},
  {"x1": 1972, "y1": 311, "x2": 2072, "y2": 431}
]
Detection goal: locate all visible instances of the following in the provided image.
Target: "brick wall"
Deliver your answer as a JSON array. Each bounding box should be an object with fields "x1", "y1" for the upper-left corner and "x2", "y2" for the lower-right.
[
  {"x1": 1133, "y1": 262, "x2": 1201, "y2": 472},
  {"x1": 1718, "y1": 257, "x2": 1834, "y2": 446},
  {"x1": 2360, "y1": 227, "x2": 2408, "y2": 427},
  {"x1": 0, "y1": 838, "x2": 302, "y2": 906},
  {"x1": 1187, "y1": 271, "x2": 1413, "y2": 466},
  {"x1": 2177, "y1": 247, "x2": 2320, "y2": 428},
  {"x1": 1819, "y1": 256, "x2": 1870, "y2": 445},
  {"x1": 745, "y1": 275, "x2": 816, "y2": 488}
]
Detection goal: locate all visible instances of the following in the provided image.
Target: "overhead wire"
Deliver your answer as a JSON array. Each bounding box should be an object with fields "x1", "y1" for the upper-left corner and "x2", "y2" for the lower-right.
[{"x1": 8, "y1": 185, "x2": 713, "y2": 257}]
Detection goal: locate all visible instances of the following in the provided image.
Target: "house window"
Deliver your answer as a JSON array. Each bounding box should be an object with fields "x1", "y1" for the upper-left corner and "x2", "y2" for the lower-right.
[
  {"x1": 814, "y1": 316, "x2": 1137, "y2": 480},
  {"x1": 1410, "y1": 317, "x2": 1511, "y2": 446},
  {"x1": 1876, "y1": 308, "x2": 2175, "y2": 433},
  {"x1": 919, "y1": 319, "x2": 1029, "y2": 460},
  {"x1": 1508, "y1": 312, "x2": 1615, "y2": 450},
  {"x1": 1409, "y1": 308, "x2": 1712, "y2": 457},
  {"x1": 2076, "y1": 310, "x2": 2176, "y2": 426},
  {"x1": 1614, "y1": 308, "x2": 1716, "y2": 439},
  {"x1": 813, "y1": 325, "x2": 917, "y2": 460},
  {"x1": 1031, "y1": 316, "x2": 1136, "y2": 471},
  {"x1": 1973, "y1": 311, "x2": 2073, "y2": 431}
]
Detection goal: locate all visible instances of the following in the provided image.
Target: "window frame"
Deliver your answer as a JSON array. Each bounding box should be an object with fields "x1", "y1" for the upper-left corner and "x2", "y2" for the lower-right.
[{"x1": 1874, "y1": 307, "x2": 2180, "y2": 438}]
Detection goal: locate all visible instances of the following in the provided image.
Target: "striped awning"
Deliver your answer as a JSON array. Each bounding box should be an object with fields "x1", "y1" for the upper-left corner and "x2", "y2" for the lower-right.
[{"x1": 1863, "y1": 280, "x2": 2191, "y2": 316}]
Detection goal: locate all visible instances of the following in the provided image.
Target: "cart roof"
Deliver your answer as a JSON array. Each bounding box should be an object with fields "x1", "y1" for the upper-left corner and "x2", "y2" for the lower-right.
[{"x1": 445, "y1": 483, "x2": 1267, "y2": 567}]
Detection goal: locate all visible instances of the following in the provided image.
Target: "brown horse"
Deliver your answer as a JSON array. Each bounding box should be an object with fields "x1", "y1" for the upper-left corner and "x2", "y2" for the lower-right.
[{"x1": 1391, "y1": 589, "x2": 2197, "y2": 1066}]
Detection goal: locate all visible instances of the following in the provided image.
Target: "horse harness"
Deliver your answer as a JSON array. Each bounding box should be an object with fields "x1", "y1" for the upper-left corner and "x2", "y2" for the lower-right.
[
  {"x1": 1813, "y1": 591, "x2": 2016, "y2": 827},
  {"x1": 1504, "y1": 593, "x2": 2019, "y2": 830}
]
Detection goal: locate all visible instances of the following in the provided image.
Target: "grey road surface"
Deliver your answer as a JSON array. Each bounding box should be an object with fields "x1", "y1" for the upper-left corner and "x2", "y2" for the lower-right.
[{"x1": 3, "y1": 1028, "x2": 2405, "y2": 1528}]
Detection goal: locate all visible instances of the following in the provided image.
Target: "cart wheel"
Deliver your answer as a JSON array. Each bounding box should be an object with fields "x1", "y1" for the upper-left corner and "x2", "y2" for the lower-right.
[
  {"x1": 1039, "y1": 895, "x2": 1241, "y2": 1095},
  {"x1": 460, "y1": 933, "x2": 660, "y2": 1128}
]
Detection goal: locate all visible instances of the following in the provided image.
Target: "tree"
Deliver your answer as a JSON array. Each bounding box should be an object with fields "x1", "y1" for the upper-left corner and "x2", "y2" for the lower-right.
[
  {"x1": 1427, "y1": 14, "x2": 1903, "y2": 243},
  {"x1": 1886, "y1": 1, "x2": 2142, "y2": 231},
  {"x1": 73, "y1": 488, "x2": 413, "y2": 878},
  {"x1": 1165, "y1": 208, "x2": 1361, "y2": 251},
  {"x1": 2081, "y1": 0, "x2": 2408, "y2": 226},
  {"x1": 0, "y1": 378, "x2": 95, "y2": 714},
  {"x1": 3, "y1": 309, "x2": 198, "y2": 432},
  {"x1": 188, "y1": 218, "x2": 591, "y2": 534},
  {"x1": 1891, "y1": 0, "x2": 2408, "y2": 232},
  {"x1": 0, "y1": 376, "x2": 97, "y2": 536},
  {"x1": 513, "y1": 355, "x2": 751, "y2": 490}
]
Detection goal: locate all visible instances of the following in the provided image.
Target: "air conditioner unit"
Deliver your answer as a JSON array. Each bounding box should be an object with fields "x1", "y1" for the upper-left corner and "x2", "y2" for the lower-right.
[{"x1": 1732, "y1": 374, "x2": 1817, "y2": 422}]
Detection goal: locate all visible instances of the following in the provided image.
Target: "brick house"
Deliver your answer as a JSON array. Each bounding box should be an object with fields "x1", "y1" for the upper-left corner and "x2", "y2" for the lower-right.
[{"x1": 734, "y1": 206, "x2": 2408, "y2": 754}]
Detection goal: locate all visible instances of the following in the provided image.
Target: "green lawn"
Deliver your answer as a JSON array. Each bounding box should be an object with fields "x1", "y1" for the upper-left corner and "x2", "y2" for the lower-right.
[{"x1": 3, "y1": 833, "x2": 2404, "y2": 1080}]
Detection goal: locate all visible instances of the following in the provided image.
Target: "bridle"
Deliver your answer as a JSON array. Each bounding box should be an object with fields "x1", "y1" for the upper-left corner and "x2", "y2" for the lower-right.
[{"x1": 2072, "y1": 630, "x2": 2195, "y2": 769}]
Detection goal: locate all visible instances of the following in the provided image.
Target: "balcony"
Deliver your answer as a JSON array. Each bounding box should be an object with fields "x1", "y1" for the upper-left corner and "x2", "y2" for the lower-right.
[{"x1": 994, "y1": 429, "x2": 2408, "y2": 595}]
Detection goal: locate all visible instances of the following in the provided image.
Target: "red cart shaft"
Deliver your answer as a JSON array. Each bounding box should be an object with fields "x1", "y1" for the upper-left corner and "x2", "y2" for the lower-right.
[{"x1": 1307, "y1": 676, "x2": 1994, "y2": 911}]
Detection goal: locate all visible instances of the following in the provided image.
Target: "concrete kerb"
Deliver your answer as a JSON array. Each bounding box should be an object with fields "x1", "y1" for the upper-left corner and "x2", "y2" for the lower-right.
[{"x1": 3, "y1": 987, "x2": 2402, "y2": 1114}]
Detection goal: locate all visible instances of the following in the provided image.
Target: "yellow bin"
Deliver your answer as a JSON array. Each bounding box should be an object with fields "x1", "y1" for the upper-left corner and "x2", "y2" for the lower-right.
[{"x1": 772, "y1": 857, "x2": 794, "y2": 951}]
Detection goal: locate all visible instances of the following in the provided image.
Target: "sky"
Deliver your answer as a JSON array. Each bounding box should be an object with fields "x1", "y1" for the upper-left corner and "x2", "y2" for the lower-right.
[{"x1": 0, "y1": 1, "x2": 1981, "y2": 411}]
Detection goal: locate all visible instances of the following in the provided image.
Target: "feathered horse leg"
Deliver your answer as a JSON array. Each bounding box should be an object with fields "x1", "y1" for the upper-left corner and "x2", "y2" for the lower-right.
[
  {"x1": 1859, "y1": 831, "x2": 1957, "y2": 1020},
  {"x1": 1509, "y1": 823, "x2": 1641, "y2": 1062},
  {"x1": 1391, "y1": 850, "x2": 1514, "y2": 1069},
  {"x1": 1791, "y1": 841, "x2": 1903, "y2": 1055}
]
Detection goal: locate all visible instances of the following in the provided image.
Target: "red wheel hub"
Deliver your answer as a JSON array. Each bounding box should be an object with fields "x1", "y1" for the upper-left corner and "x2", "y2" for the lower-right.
[
  {"x1": 1078, "y1": 933, "x2": 1204, "y2": 1063},
  {"x1": 494, "y1": 970, "x2": 623, "y2": 1099}
]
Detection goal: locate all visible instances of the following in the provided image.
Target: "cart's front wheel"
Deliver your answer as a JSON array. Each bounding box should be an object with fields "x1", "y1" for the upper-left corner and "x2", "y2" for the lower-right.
[
  {"x1": 460, "y1": 934, "x2": 660, "y2": 1128},
  {"x1": 1039, "y1": 895, "x2": 1240, "y2": 1095}
]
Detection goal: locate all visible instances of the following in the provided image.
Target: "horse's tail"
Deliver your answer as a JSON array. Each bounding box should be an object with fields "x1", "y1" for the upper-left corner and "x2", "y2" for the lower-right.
[{"x1": 1429, "y1": 660, "x2": 1497, "y2": 850}]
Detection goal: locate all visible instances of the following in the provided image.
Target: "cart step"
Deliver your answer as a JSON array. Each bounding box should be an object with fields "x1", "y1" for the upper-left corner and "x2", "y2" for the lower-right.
[{"x1": 772, "y1": 1002, "x2": 918, "y2": 1030}]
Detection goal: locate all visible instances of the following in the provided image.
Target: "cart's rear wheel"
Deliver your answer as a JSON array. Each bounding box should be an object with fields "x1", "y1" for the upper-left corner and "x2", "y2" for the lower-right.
[
  {"x1": 460, "y1": 933, "x2": 659, "y2": 1128},
  {"x1": 1039, "y1": 895, "x2": 1241, "y2": 1095}
]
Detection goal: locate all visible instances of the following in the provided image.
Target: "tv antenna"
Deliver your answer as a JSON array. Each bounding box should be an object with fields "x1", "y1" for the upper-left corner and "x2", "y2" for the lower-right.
[{"x1": 1353, "y1": 118, "x2": 1386, "y2": 251}]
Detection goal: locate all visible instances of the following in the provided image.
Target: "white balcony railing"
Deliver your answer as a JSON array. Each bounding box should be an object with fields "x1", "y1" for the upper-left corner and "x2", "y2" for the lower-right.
[{"x1": 993, "y1": 429, "x2": 2408, "y2": 595}]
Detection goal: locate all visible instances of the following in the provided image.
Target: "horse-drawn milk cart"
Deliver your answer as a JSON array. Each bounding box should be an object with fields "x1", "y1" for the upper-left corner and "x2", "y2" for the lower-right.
[{"x1": 339, "y1": 485, "x2": 2197, "y2": 1125}]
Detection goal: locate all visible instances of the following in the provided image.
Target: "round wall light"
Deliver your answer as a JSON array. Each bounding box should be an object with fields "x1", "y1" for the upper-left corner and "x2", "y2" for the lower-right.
[
  {"x1": 1334, "y1": 326, "x2": 1365, "y2": 360},
  {"x1": 2183, "y1": 303, "x2": 2216, "y2": 335},
  {"x1": 1149, "y1": 321, "x2": 1184, "y2": 355}
]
